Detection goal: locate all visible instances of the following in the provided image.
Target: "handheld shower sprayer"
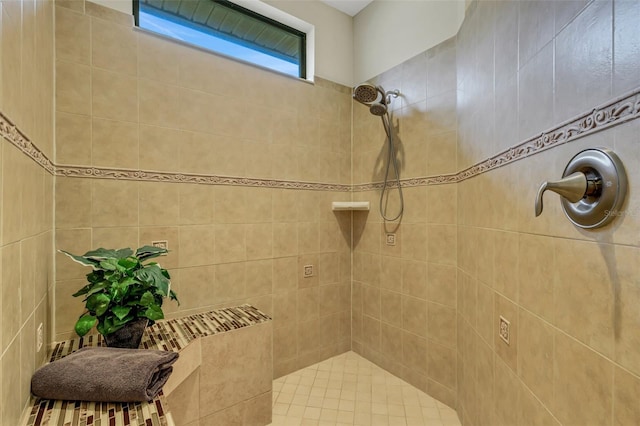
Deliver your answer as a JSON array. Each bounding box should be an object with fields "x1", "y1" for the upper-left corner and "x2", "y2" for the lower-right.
[{"x1": 352, "y1": 83, "x2": 404, "y2": 222}]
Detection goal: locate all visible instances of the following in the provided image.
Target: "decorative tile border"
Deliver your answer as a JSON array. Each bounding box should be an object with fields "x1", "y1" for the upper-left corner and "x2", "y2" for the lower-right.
[
  {"x1": 3, "y1": 86, "x2": 640, "y2": 191},
  {"x1": 55, "y1": 165, "x2": 352, "y2": 192},
  {"x1": 0, "y1": 112, "x2": 55, "y2": 174},
  {"x1": 454, "y1": 86, "x2": 640, "y2": 184}
]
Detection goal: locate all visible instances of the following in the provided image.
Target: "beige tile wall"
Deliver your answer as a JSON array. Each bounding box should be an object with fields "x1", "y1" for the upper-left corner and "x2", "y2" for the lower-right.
[
  {"x1": 353, "y1": 1, "x2": 640, "y2": 424},
  {"x1": 0, "y1": 0, "x2": 55, "y2": 424},
  {"x1": 53, "y1": 1, "x2": 352, "y2": 377},
  {"x1": 456, "y1": 1, "x2": 640, "y2": 425},
  {"x1": 351, "y1": 38, "x2": 459, "y2": 408}
]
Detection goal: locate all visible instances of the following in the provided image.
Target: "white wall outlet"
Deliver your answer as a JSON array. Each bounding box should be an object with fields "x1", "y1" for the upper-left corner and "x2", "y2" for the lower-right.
[
  {"x1": 303, "y1": 265, "x2": 314, "y2": 278},
  {"x1": 499, "y1": 316, "x2": 510, "y2": 345},
  {"x1": 37, "y1": 322, "x2": 43, "y2": 352},
  {"x1": 386, "y1": 233, "x2": 396, "y2": 246},
  {"x1": 152, "y1": 240, "x2": 168, "y2": 250}
]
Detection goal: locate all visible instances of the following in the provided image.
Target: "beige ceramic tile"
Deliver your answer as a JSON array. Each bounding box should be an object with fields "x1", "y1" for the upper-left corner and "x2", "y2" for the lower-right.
[
  {"x1": 273, "y1": 223, "x2": 298, "y2": 258},
  {"x1": 92, "y1": 226, "x2": 138, "y2": 251},
  {"x1": 199, "y1": 323, "x2": 272, "y2": 417},
  {"x1": 137, "y1": 32, "x2": 179, "y2": 85},
  {"x1": 402, "y1": 295, "x2": 427, "y2": 337},
  {"x1": 517, "y1": 309, "x2": 554, "y2": 408},
  {"x1": 554, "y1": 238, "x2": 614, "y2": 358},
  {"x1": 401, "y1": 223, "x2": 427, "y2": 262},
  {"x1": 402, "y1": 260, "x2": 427, "y2": 300},
  {"x1": 179, "y1": 225, "x2": 215, "y2": 268},
  {"x1": 2, "y1": 244, "x2": 20, "y2": 352},
  {"x1": 92, "y1": 68, "x2": 138, "y2": 122},
  {"x1": 427, "y1": 224, "x2": 456, "y2": 266},
  {"x1": 554, "y1": 0, "x2": 612, "y2": 124},
  {"x1": 138, "y1": 182, "x2": 180, "y2": 226},
  {"x1": 492, "y1": 230, "x2": 518, "y2": 301},
  {"x1": 614, "y1": 366, "x2": 640, "y2": 426},
  {"x1": 85, "y1": 0, "x2": 132, "y2": 25},
  {"x1": 177, "y1": 266, "x2": 216, "y2": 310},
  {"x1": 91, "y1": 118, "x2": 139, "y2": 169},
  {"x1": 552, "y1": 331, "x2": 613, "y2": 426},
  {"x1": 427, "y1": 263, "x2": 456, "y2": 308},
  {"x1": 517, "y1": 42, "x2": 554, "y2": 140},
  {"x1": 214, "y1": 224, "x2": 246, "y2": 264},
  {"x1": 55, "y1": 177, "x2": 92, "y2": 229},
  {"x1": 380, "y1": 289, "x2": 402, "y2": 328},
  {"x1": 56, "y1": 60, "x2": 91, "y2": 115},
  {"x1": 427, "y1": 341, "x2": 456, "y2": 390},
  {"x1": 518, "y1": 233, "x2": 555, "y2": 322},
  {"x1": 246, "y1": 223, "x2": 273, "y2": 260},
  {"x1": 402, "y1": 331, "x2": 427, "y2": 374},
  {"x1": 475, "y1": 282, "x2": 494, "y2": 347},
  {"x1": 91, "y1": 179, "x2": 139, "y2": 227},
  {"x1": 493, "y1": 357, "x2": 520, "y2": 426},
  {"x1": 272, "y1": 256, "x2": 297, "y2": 294},
  {"x1": 517, "y1": 382, "x2": 560, "y2": 426},
  {"x1": 55, "y1": 112, "x2": 91, "y2": 165},
  {"x1": 494, "y1": 294, "x2": 518, "y2": 373},
  {"x1": 213, "y1": 262, "x2": 246, "y2": 303},
  {"x1": 55, "y1": 5, "x2": 89, "y2": 65},
  {"x1": 166, "y1": 370, "x2": 200, "y2": 426},
  {"x1": 138, "y1": 79, "x2": 183, "y2": 130},
  {"x1": 91, "y1": 17, "x2": 137, "y2": 76},
  {"x1": 612, "y1": 245, "x2": 640, "y2": 377},
  {"x1": 178, "y1": 183, "x2": 215, "y2": 225},
  {"x1": 428, "y1": 302, "x2": 456, "y2": 348},
  {"x1": 613, "y1": 0, "x2": 640, "y2": 96},
  {"x1": 54, "y1": 278, "x2": 87, "y2": 337},
  {"x1": 2, "y1": 338, "x2": 21, "y2": 425}
]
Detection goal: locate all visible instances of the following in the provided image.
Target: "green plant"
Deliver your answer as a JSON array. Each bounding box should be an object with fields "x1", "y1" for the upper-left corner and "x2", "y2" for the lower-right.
[{"x1": 60, "y1": 246, "x2": 179, "y2": 337}]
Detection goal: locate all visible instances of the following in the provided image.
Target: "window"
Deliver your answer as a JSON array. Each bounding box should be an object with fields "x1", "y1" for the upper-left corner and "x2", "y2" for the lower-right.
[{"x1": 134, "y1": 0, "x2": 309, "y2": 79}]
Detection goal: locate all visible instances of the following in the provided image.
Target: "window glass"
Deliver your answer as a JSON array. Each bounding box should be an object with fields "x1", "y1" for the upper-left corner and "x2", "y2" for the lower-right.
[{"x1": 135, "y1": 0, "x2": 306, "y2": 78}]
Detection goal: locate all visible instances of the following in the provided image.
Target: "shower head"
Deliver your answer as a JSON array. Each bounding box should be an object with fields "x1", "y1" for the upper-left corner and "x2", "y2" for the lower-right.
[
  {"x1": 369, "y1": 102, "x2": 387, "y2": 116},
  {"x1": 353, "y1": 83, "x2": 400, "y2": 117},
  {"x1": 353, "y1": 83, "x2": 380, "y2": 104}
]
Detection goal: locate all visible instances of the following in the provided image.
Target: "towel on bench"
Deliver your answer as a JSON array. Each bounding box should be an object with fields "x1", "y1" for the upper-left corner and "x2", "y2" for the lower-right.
[{"x1": 31, "y1": 347, "x2": 179, "y2": 402}]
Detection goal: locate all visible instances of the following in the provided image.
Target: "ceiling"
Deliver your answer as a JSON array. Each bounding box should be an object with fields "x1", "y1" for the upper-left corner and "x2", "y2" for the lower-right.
[{"x1": 320, "y1": 0, "x2": 374, "y2": 16}]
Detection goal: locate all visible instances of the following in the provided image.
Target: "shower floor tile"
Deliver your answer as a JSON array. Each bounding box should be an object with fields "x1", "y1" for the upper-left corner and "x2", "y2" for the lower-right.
[{"x1": 269, "y1": 351, "x2": 461, "y2": 426}]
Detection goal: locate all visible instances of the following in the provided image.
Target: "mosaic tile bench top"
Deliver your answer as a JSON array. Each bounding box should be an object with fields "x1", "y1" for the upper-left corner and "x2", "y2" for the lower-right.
[{"x1": 25, "y1": 305, "x2": 271, "y2": 426}]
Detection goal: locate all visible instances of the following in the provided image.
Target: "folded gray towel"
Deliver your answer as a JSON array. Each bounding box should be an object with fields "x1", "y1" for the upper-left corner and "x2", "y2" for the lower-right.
[{"x1": 31, "y1": 347, "x2": 179, "y2": 402}]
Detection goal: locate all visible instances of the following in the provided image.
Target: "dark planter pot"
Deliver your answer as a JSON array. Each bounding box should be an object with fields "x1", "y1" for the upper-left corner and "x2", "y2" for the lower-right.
[{"x1": 103, "y1": 318, "x2": 148, "y2": 349}]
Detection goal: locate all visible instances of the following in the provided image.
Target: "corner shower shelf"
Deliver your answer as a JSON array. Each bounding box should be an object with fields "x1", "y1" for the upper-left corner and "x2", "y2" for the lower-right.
[{"x1": 331, "y1": 201, "x2": 370, "y2": 211}]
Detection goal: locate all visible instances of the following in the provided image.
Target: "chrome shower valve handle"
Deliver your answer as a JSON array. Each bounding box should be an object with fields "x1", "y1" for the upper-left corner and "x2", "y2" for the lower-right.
[
  {"x1": 533, "y1": 148, "x2": 627, "y2": 229},
  {"x1": 534, "y1": 171, "x2": 600, "y2": 216}
]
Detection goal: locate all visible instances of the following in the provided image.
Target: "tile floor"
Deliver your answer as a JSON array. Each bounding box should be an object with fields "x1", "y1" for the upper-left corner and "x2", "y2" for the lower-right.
[{"x1": 270, "y1": 351, "x2": 462, "y2": 426}]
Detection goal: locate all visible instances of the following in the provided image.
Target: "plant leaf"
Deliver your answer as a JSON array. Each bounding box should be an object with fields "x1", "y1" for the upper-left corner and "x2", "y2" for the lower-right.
[
  {"x1": 83, "y1": 248, "x2": 120, "y2": 260},
  {"x1": 144, "y1": 304, "x2": 164, "y2": 321},
  {"x1": 59, "y1": 250, "x2": 100, "y2": 269},
  {"x1": 87, "y1": 293, "x2": 111, "y2": 316},
  {"x1": 112, "y1": 305, "x2": 131, "y2": 320},
  {"x1": 114, "y1": 248, "x2": 134, "y2": 258},
  {"x1": 140, "y1": 291, "x2": 155, "y2": 307},
  {"x1": 118, "y1": 257, "x2": 139, "y2": 270},
  {"x1": 99, "y1": 259, "x2": 118, "y2": 271},
  {"x1": 134, "y1": 264, "x2": 170, "y2": 296},
  {"x1": 135, "y1": 245, "x2": 168, "y2": 262},
  {"x1": 75, "y1": 314, "x2": 97, "y2": 337}
]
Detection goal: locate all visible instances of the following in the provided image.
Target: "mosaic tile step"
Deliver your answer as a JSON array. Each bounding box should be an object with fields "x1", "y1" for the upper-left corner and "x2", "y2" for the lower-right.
[{"x1": 24, "y1": 305, "x2": 272, "y2": 426}]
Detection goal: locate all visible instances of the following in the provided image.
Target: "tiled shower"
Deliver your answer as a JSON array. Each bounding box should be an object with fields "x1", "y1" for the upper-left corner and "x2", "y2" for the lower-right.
[{"x1": 1, "y1": 0, "x2": 640, "y2": 425}]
